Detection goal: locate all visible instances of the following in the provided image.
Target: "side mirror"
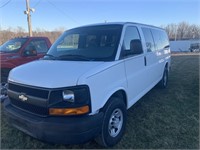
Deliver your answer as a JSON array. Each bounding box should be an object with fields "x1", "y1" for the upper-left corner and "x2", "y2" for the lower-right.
[
  {"x1": 130, "y1": 39, "x2": 143, "y2": 54},
  {"x1": 23, "y1": 46, "x2": 37, "y2": 56},
  {"x1": 120, "y1": 39, "x2": 143, "y2": 58}
]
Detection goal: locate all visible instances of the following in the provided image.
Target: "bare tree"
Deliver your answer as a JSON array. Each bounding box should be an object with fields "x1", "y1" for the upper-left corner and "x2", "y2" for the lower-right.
[
  {"x1": 164, "y1": 23, "x2": 177, "y2": 40},
  {"x1": 15, "y1": 26, "x2": 26, "y2": 37},
  {"x1": 0, "y1": 27, "x2": 15, "y2": 45},
  {"x1": 188, "y1": 24, "x2": 200, "y2": 39},
  {"x1": 162, "y1": 22, "x2": 200, "y2": 40},
  {"x1": 176, "y1": 22, "x2": 190, "y2": 40}
]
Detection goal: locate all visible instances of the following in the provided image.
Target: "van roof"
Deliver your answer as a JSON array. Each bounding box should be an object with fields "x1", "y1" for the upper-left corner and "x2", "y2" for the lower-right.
[{"x1": 75, "y1": 22, "x2": 164, "y2": 30}]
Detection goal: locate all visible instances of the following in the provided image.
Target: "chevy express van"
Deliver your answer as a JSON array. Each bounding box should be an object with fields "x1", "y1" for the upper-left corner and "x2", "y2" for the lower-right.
[{"x1": 4, "y1": 22, "x2": 171, "y2": 147}]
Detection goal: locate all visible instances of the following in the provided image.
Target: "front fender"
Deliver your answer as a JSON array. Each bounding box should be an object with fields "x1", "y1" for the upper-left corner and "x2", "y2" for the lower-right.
[
  {"x1": 81, "y1": 61, "x2": 127, "y2": 113},
  {"x1": 102, "y1": 87, "x2": 128, "y2": 109}
]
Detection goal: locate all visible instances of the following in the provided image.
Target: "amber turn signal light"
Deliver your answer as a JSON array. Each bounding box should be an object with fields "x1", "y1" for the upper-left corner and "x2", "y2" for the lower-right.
[{"x1": 49, "y1": 105, "x2": 89, "y2": 115}]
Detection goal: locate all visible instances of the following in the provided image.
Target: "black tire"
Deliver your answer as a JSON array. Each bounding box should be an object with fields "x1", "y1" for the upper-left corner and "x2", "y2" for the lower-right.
[
  {"x1": 95, "y1": 97, "x2": 127, "y2": 147},
  {"x1": 158, "y1": 67, "x2": 168, "y2": 89}
]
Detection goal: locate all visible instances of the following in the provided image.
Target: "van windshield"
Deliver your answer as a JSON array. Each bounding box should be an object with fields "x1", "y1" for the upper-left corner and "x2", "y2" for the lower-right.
[
  {"x1": 0, "y1": 38, "x2": 27, "y2": 53},
  {"x1": 45, "y1": 25, "x2": 122, "y2": 61}
]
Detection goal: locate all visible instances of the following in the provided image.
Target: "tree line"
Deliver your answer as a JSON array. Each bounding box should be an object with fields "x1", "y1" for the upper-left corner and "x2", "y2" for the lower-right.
[
  {"x1": 0, "y1": 22, "x2": 200, "y2": 45},
  {"x1": 161, "y1": 22, "x2": 200, "y2": 41},
  {"x1": 0, "y1": 27, "x2": 64, "y2": 45}
]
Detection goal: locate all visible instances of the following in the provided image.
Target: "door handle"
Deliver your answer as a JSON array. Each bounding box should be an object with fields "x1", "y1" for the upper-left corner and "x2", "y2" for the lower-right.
[{"x1": 144, "y1": 56, "x2": 147, "y2": 66}]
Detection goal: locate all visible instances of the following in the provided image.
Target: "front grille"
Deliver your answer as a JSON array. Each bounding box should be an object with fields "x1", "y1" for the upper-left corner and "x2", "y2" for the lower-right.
[
  {"x1": 8, "y1": 82, "x2": 50, "y2": 116},
  {"x1": 9, "y1": 83, "x2": 49, "y2": 99},
  {"x1": 10, "y1": 97, "x2": 48, "y2": 116}
]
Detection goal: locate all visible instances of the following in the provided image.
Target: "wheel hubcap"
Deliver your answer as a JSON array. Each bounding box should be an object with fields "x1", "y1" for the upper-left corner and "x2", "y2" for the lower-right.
[{"x1": 108, "y1": 108, "x2": 123, "y2": 137}]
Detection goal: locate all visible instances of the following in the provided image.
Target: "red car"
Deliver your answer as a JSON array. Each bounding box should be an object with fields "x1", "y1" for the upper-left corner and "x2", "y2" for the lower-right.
[{"x1": 0, "y1": 37, "x2": 51, "y2": 82}]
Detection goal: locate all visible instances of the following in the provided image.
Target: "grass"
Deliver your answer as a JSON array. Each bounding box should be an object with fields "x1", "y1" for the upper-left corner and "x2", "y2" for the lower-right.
[{"x1": 1, "y1": 54, "x2": 199, "y2": 149}]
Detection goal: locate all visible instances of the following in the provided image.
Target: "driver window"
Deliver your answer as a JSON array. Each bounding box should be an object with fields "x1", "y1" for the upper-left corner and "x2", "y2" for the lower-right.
[
  {"x1": 25, "y1": 42, "x2": 35, "y2": 51},
  {"x1": 121, "y1": 26, "x2": 143, "y2": 58},
  {"x1": 25, "y1": 39, "x2": 48, "y2": 53}
]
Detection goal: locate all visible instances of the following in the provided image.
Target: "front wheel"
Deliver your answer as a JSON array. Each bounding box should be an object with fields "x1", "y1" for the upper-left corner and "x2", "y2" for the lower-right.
[
  {"x1": 158, "y1": 67, "x2": 168, "y2": 89},
  {"x1": 95, "y1": 97, "x2": 127, "y2": 147}
]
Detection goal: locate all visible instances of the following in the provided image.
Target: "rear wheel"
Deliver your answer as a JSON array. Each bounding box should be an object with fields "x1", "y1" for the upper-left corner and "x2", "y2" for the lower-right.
[{"x1": 95, "y1": 97, "x2": 127, "y2": 147}]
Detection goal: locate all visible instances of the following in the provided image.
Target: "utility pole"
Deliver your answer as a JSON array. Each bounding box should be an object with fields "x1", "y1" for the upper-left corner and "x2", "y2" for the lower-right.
[
  {"x1": 174, "y1": 25, "x2": 177, "y2": 41},
  {"x1": 24, "y1": 0, "x2": 34, "y2": 37}
]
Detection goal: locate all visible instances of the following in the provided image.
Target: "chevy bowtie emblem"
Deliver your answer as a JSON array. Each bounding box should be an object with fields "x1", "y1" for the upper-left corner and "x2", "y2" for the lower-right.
[{"x1": 19, "y1": 94, "x2": 28, "y2": 101}]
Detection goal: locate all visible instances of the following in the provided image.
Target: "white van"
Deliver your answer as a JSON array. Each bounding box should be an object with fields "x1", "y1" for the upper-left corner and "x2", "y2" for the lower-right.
[{"x1": 4, "y1": 22, "x2": 171, "y2": 147}]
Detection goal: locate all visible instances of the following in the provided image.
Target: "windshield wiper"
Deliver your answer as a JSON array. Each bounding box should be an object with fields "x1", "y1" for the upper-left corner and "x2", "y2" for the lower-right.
[{"x1": 58, "y1": 54, "x2": 94, "y2": 61}]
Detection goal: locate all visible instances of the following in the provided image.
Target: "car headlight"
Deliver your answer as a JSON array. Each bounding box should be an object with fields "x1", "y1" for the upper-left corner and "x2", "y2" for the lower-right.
[
  {"x1": 62, "y1": 90, "x2": 75, "y2": 103},
  {"x1": 49, "y1": 85, "x2": 91, "y2": 116}
]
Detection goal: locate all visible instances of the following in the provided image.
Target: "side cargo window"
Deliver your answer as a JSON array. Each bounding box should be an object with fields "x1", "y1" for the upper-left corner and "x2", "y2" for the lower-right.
[
  {"x1": 142, "y1": 28, "x2": 155, "y2": 52},
  {"x1": 121, "y1": 26, "x2": 143, "y2": 58},
  {"x1": 151, "y1": 29, "x2": 169, "y2": 51},
  {"x1": 25, "y1": 39, "x2": 49, "y2": 53}
]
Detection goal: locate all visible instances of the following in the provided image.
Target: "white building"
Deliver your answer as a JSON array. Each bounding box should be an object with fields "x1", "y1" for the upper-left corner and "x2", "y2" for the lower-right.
[{"x1": 170, "y1": 39, "x2": 200, "y2": 52}]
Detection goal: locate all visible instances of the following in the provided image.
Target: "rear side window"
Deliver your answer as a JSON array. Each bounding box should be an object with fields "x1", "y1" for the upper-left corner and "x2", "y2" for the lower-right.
[
  {"x1": 121, "y1": 26, "x2": 143, "y2": 58},
  {"x1": 151, "y1": 29, "x2": 169, "y2": 50},
  {"x1": 160, "y1": 31, "x2": 169, "y2": 49},
  {"x1": 142, "y1": 28, "x2": 155, "y2": 52}
]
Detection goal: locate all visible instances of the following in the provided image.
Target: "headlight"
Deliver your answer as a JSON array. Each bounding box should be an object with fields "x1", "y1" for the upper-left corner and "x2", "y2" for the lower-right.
[
  {"x1": 62, "y1": 90, "x2": 75, "y2": 103},
  {"x1": 49, "y1": 85, "x2": 91, "y2": 116}
]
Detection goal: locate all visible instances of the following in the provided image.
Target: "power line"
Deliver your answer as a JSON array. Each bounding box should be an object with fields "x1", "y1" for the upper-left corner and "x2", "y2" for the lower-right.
[
  {"x1": 33, "y1": 0, "x2": 42, "y2": 8},
  {"x1": 46, "y1": 0, "x2": 79, "y2": 24},
  {"x1": 0, "y1": 0, "x2": 12, "y2": 8}
]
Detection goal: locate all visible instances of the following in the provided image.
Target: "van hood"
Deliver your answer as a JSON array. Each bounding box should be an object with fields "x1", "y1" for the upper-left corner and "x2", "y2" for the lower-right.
[{"x1": 9, "y1": 60, "x2": 104, "y2": 88}]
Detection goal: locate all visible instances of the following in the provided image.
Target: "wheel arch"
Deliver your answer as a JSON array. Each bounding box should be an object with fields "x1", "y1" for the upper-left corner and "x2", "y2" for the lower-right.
[
  {"x1": 110, "y1": 90, "x2": 127, "y2": 108},
  {"x1": 100, "y1": 88, "x2": 128, "y2": 112},
  {"x1": 165, "y1": 62, "x2": 169, "y2": 70}
]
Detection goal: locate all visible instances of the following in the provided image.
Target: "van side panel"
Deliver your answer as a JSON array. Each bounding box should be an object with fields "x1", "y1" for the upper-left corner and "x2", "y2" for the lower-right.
[
  {"x1": 118, "y1": 24, "x2": 171, "y2": 109},
  {"x1": 123, "y1": 55, "x2": 150, "y2": 108}
]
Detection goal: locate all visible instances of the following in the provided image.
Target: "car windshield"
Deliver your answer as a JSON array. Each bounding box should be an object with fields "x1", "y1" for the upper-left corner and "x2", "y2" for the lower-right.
[
  {"x1": 0, "y1": 38, "x2": 27, "y2": 53},
  {"x1": 45, "y1": 25, "x2": 122, "y2": 61}
]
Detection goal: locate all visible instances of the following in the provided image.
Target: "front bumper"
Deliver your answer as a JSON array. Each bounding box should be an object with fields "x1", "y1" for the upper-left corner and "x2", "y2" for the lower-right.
[{"x1": 3, "y1": 98, "x2": 103, "y2": 144}]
